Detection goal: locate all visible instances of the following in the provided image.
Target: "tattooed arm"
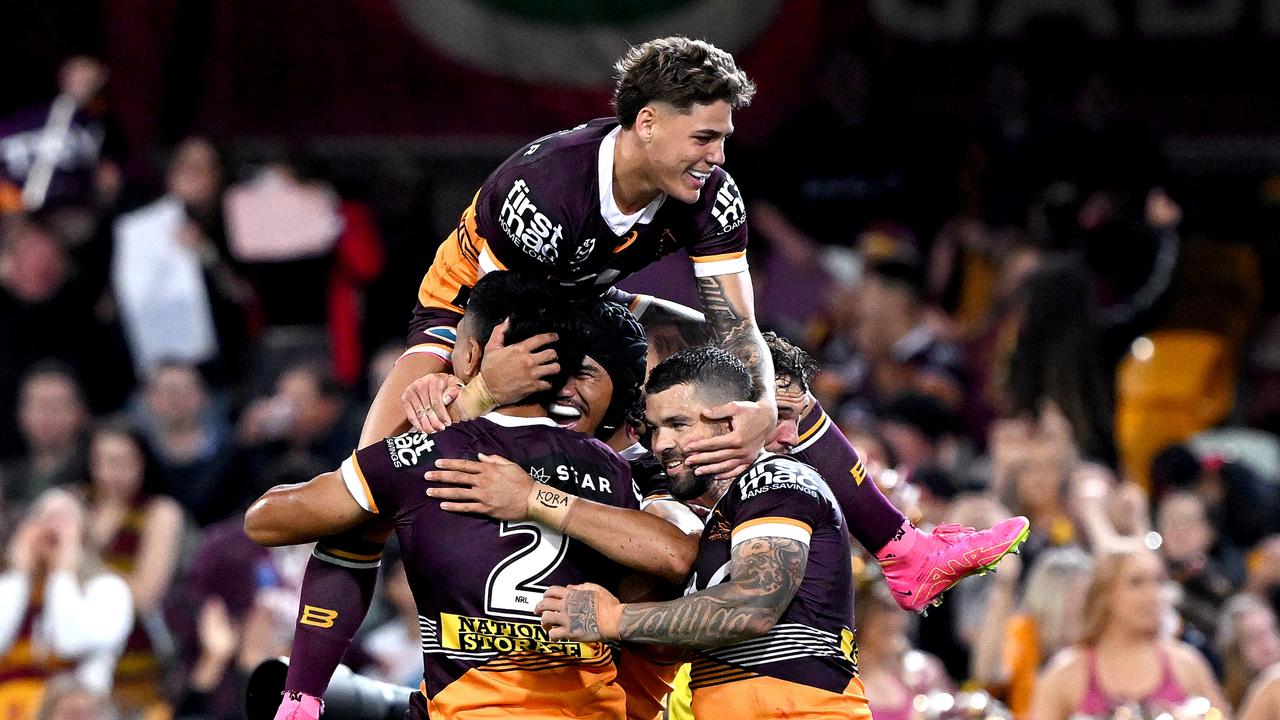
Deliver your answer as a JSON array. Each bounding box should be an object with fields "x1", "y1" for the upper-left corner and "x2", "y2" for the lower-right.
[
  {"x1": 537, "y1": 535, "x2": 808, "y2": 648},
  {"x1": 695, "y1": 271, "x2": 774, "y2": 396},
  {"x1": 687, "y1": 271, "x2": 778, "y2": 478}
]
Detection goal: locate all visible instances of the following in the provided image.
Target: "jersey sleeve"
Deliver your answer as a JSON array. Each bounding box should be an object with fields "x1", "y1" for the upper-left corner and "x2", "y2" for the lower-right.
[
  {"x1": 340, "y1": 431, "x2": 444, "y2": 519},
  {"x1": 688, "y1": 170, "x2": 749, "y2": 278},
  {"x1": 788, "y1": 400, "x2": 871, "y2": 516},
  {"x1": 730, "y1": 458, "x2": 832, "y2": 549}
]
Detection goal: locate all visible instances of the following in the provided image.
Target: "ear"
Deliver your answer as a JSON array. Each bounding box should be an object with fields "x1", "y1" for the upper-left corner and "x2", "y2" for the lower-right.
[
  {"x1": 459, "y1": 336, "x2": 483, "y2": 380},
  {"x1": 635, "y1": 106, "x2": 658, "y2": 143}
]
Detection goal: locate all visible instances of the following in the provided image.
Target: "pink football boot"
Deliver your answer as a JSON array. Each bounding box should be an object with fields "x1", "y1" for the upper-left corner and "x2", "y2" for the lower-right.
[{"x1": 877, "y1": 516, "x2": 1031, "y2": 613}]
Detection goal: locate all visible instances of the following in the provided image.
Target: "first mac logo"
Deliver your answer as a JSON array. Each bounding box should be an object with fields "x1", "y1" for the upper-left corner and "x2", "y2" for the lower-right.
[{"x1": 500, "y1": 179, "x2": 564, "y2": 263}]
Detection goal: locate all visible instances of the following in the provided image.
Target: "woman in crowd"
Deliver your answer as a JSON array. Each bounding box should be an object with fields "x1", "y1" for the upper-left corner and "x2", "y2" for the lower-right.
[
  {"x1": 1029, "y1": 545, "x2": 1229, "y2": 720},
  {"x1": 85, "y1": 422, "x2": 184, "y2": 716},
  {"x1": 974, "y1": 547, "x2": 1094, "y2": 717},
  {"x1": 1218, "y1": 595, "x2": 1280, "y2": 710},
  {"x1": 0, "y1": 488, "x2": 133, "y2": 720},
  {"x1": 1003, "y1": 258, "x2": 1117, "y2": 467},
  {"x1": 856, "y1": 570, "x2": 955, "y2": 720}
]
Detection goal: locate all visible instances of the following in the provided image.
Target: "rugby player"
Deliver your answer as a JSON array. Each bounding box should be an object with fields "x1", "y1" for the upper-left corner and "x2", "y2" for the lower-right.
[
  {"x1": 374, "y1": 35, "x2": 776, "y2": 477},
  {"x1": 245, "y1": 273, "x2": 682, "y2": 720},
  {"x1": 539, "y1": 345, "x2": 870, "y2": 718}
]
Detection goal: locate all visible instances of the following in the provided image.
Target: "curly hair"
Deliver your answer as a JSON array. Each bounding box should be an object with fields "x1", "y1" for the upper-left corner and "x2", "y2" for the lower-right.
[
  {"x1": 762, "y1": 331, "x2": 819, "y2": 394},
  {"x1": 612, "y1": 36, "x2": 756, "y2": 128}
]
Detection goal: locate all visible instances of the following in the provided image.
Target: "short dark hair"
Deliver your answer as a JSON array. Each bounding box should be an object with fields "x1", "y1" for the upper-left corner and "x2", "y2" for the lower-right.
[
  {"x1": 465, "y1": 272, "x2": 586, "y2": 407},
  {"x1": 613, "y1": 36, "x2": 756, "y2": 128},
  {"x1": 646, "y1": 345, "x2": 754, "y2": 406},
  {"x1": 762, "y1": 331, "x2": 818, "y2": 394}
]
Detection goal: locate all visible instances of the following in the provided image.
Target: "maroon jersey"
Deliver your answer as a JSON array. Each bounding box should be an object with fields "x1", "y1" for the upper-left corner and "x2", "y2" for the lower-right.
[
  {"x1": 684, "y1": 454, "x2": 870, "y2": 718},
  {"x1": 404, "y1": 118, "x2": 749, "y2": 364},
  {"x1": 339, "y1": 412, "x2": 638, "y2": 719}
]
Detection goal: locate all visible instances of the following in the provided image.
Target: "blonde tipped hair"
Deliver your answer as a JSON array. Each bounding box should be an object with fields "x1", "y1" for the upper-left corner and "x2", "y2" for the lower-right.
[
  {"x1": 1020, "y1": 546, "x2": 1094, "y2": 653},
  {"x1": 1078, "y1": 542, "x2": 1155, "y2": 648}
]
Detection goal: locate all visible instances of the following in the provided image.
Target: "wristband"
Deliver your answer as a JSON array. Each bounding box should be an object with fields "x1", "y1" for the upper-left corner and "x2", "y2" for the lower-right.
[
  {"x1": 526, "y1": 483, "x2": 577, "y2": 533},
  {"x1": 453, "y1": 373, "x2": 500, "y2": 420}
]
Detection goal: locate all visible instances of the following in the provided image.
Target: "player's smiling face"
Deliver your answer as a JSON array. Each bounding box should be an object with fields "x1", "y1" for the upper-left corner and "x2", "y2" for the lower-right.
[
  {"x1": 644, "y1": 382, "x2": 729, "y2": 501},
  {"x1": 642, "y1": 100, "x2": 733, "y2": 204},
  {"x1": 550, "y1": 355, "x2": 613, "y2": 435}
]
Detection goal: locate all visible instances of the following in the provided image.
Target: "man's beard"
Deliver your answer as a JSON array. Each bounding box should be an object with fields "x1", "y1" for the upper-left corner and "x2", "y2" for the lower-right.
[{"x1": 661, "y1": 448, "x2": 712, "y2": 501}]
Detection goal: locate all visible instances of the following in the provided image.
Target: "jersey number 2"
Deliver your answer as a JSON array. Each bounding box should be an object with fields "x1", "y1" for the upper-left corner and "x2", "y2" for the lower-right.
[{"x1": 485, "y1": 521, "x2": 569, "y2": 619}]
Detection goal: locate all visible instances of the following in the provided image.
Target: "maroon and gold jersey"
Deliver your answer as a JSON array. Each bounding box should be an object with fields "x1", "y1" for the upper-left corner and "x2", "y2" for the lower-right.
[
  {"x1": 405, "y1": 118, "x2": 749, "y2": 364},
  {"x1": 684, "y1": 453, "x2": 870, "y2": 719},
  {"x1": 339, "y1": 412, "x2": 638, "y2": 720}
]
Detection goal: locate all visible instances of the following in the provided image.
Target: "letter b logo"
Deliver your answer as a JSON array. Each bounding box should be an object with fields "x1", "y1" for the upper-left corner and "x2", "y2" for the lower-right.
[{"x1": 300, "y1": 605, "x2": 338, "y2": 629}]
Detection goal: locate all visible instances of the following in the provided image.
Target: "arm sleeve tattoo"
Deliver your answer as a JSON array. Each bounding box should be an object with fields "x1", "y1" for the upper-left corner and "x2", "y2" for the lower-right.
[
  {"x1": 695, "y1": 275, "x2": 763, "y2": 370},
  {"x1": 614, "y1": 536, "x2": 808, "y2": 648}
]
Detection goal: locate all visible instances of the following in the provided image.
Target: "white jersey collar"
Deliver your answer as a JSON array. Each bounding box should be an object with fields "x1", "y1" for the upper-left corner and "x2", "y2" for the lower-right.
[{"x1": 598, "y1": 126, "x2": 665, "y2": 236}]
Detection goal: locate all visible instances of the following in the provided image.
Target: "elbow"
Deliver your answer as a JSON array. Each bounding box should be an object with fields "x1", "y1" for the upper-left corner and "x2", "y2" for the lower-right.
[
  {"x1": 244, "y1": 495, "x2": 290, "y2": 546},
  {"x1": 659, "y1": 536, "x2": 699, "y2": 585},
  {"x1": 745, "y1": 606, "x2": 783, "y2": 638}
]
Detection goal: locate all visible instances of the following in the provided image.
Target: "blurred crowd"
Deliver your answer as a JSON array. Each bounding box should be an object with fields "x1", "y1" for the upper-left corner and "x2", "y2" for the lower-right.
[{"x1": 3, "y1": 28, "x2": 1280, "y2": 720}]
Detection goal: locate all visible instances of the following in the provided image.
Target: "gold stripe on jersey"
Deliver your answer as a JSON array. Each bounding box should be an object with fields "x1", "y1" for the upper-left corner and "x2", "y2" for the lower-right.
[
  {"x1": 343, "y1": 454, "x2": 379, "y2": 514},
  {"x1": 794, "y1": 411, "x2": 830, "y2": 447},
  {"x1": 732, "y1": 516, "x2": 814, "y2": 539},
  {"x1": 689, "y1": 250, "x2": 746, "y2": 263}
]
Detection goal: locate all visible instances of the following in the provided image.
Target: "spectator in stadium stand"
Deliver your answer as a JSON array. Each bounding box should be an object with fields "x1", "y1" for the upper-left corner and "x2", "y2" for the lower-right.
[
  {"x1": 133, "y1": 360, "x2": 234, "y2": 525},
  {"x1": 1244, "y1": 536, "x2": 1280, "y2": 617},
  {"x1": 0, "y1": 362, "x2": 89, "y2": 513},
  {"x1": 1157, "y1": 491, "x2": 1243, "y2": 642},
  {"x1": 111, "y1": 137, "x2": 252, "y2": 385},
  {"x1": 1217, "y1": 595, "x2": 1280, "y2": 710},
  {"x1": 0, "y1": 489, "x2": 133, "y2": 720},
  {"x1": 1029, "y1": 545, "x2": 1228, "y2": 720},
  {"x1": 855, "y1": 569, "x2": 955, "y2": 720},
  {"x1": 166, "y1": 459, "x2": 321, "y2": 720},
  {"x1": 1002, "y1": 257, "x2": 1117, "y2": 467},
  {"x1": 841, "y1": 254, "x2": 967, "y2": 419},
  {"x1": 233, "y1": 360, "x2": 361, "y2": 502},
  {"x1": 33, "y1": 674, "x2": 120, "y2": 720},
  {"x1": 0, "y1": 56, "x2": 121, "y2": 215},
  {"x1": 0, "y1": 216, "x2": 104, "y2": 458},
  {"x1": 974, "y1": 546, "x2": 1094, "y2": 718},
  {"x1": 1151, "y1": 444, "x2": 1279, "y2": 551},
  {"x1": 169, "y1": 597, "x2": 239, "y2": 720},
  {"x1": 876, "y1": 391, "x2": 960, "y2": 479},
  {"x1": 988, "y1": 402, "x2": 1083, "y2": 567},
  {"x1": 84, "y1": 422, "x2": 183, "y2": 716}
]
